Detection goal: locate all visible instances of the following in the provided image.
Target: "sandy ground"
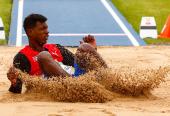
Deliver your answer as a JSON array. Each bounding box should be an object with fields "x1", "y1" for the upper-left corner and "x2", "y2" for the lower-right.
[{"x1": 0, "y1": 46, "x2": 170, "y2": 116}]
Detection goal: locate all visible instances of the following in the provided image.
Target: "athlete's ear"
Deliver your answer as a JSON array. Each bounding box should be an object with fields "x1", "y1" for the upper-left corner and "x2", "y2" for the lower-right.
[{"x1": 26, "y1": 28, "x2": 32, "y2": 36}]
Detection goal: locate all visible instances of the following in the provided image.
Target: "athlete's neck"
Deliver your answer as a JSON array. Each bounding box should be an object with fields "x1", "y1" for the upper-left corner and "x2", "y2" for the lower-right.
[{"x1": 29, "y1": 40, "x2": 45, "y2": 52}]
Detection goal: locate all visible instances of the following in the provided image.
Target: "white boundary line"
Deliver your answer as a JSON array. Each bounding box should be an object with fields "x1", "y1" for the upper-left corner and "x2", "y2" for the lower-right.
[
  {"x1": 16, "y1": 0, "x2": 24, "y2": 47},
  {"x1": 0, "y1": 17, "x2": 5, "y2": 39},
  {"x1": 22, "y1": 33, "x2": 127, "y2": 37},
  {"x1": 100, "y1": 0, "x2": 139, "y2": 46}
]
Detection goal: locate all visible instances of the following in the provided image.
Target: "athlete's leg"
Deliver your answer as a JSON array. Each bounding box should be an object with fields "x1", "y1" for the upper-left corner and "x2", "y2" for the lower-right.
[{"x1": 37, "y1": 51, "x2": 70, "y2": 77}]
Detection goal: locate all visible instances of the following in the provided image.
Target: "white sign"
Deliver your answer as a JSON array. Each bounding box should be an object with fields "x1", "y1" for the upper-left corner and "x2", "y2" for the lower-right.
[
  {"x1": 139, "y1": 17, "x2": 157, "y2": 39},
  {"x1": 0, "y1": 17, "x2": 5, "y2": 40}
]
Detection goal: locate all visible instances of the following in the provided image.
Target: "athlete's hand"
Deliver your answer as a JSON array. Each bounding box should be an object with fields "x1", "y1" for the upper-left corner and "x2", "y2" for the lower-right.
[{"x1": 7, "y1": 67, "x2": 19, "y2": 86}]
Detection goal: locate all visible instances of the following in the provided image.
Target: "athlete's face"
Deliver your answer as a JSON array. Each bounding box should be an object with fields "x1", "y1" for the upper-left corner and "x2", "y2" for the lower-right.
[{"x1": 28, "y1": 21, "x2": 49, "y2": 45}]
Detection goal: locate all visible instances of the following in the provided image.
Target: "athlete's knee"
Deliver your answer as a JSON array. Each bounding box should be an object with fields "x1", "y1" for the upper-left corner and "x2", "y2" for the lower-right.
[
  {"x1": 37, "y1": 51, "x2": 52, "y2": 63},
  {"x1": 78, "y1": 43, "x2": 96, "y2": 52}
]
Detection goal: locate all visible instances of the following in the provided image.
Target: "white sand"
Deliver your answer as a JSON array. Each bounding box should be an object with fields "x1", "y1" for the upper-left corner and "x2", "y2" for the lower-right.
[{"x1": 0, "y1": 46, "x2": 170, "y2": 116}]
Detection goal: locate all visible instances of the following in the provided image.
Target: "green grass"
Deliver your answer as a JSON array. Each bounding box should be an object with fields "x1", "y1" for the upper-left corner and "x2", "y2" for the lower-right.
[
  {"x1": 144, "y1": 38, "x2": 170, "y2": 45},
  {"x1": 0, "y1": 39, "x2": 6, "y2": 45},
  {"x1": 111, "y1": 0, "x2": 170, "y2": 34},
  {"x1": 0, "y1": 0, "x2": 12, "y2": 44}
]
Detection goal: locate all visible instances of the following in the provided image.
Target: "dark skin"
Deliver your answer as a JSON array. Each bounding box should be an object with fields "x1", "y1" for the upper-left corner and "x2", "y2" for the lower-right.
[
  {"x1": 37, "y1": 51, "x2": 71, "y2": 77},
  {"x1": 27, "y1": 21, "x2": 49, "y2": 52}
]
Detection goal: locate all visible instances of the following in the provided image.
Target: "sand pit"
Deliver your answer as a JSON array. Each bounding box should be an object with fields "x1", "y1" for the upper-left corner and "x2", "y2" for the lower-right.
[
  {"x1": 1, "y1": 46, "x2": 170, "y2": 115},
  {"x1": 15, "y1": 66, "x2": 167, "y2": 103}
]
